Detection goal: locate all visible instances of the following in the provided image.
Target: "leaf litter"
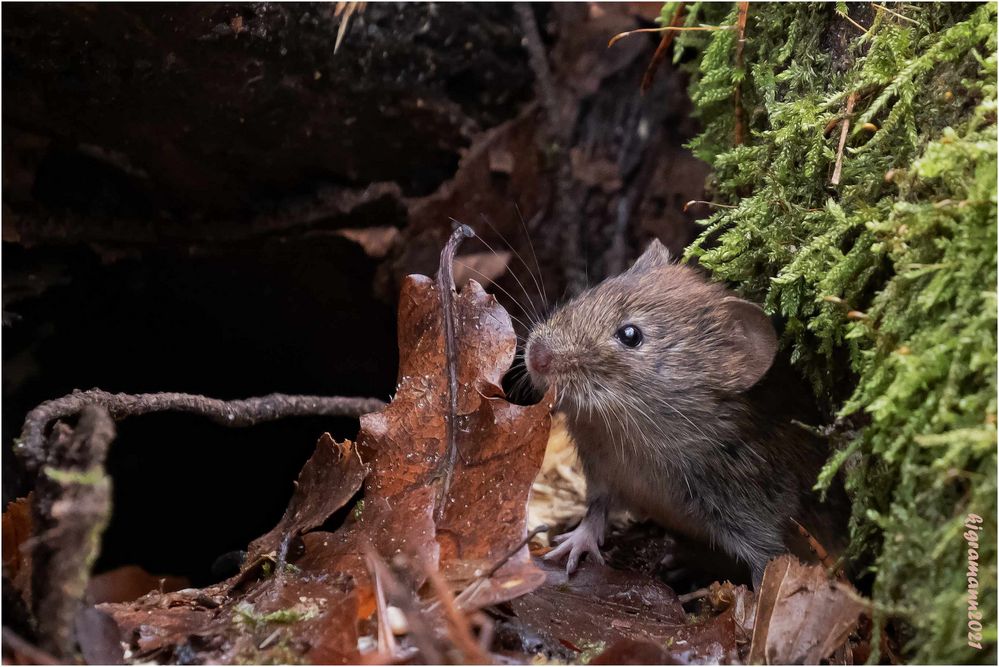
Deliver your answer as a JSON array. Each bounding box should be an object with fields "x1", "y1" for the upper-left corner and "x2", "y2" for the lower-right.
[{"x1": 5, "y1": 227, "x2": 871, "y2": 664}]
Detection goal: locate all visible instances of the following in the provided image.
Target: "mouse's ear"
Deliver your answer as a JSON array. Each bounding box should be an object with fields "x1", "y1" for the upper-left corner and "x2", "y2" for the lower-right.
[
  {"x1": 629, "y1": 238, "x2": 672, "y2": 273},
  {"x1": 718, "y1": 296, "x2": 778, "y2": 392}
]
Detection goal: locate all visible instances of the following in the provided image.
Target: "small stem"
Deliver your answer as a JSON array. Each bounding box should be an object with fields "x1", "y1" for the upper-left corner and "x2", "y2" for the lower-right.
[
  {"x1": 639, "y1": 3, "x2": 687, "y2": 94},
  {"x1": 435, "y1": 224, "x2": 475, "y2": 521},
  {"x1": 831, "y1": 91, "x2": 858, "y2": 185},
  {"x1": 608, "y1": 24, "x2": 735, "y2": 48}
]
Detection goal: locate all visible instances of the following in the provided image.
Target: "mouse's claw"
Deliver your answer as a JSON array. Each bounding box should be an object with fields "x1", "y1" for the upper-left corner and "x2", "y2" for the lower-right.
[{"x1": 545, "y1": 522, "x2": 604, "y2": 574}]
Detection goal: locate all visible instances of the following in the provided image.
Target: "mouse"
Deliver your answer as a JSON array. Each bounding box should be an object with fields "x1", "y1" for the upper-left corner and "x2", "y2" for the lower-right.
[{"x1": 524, "y1": 238, "x2": 848, "y2": 587}]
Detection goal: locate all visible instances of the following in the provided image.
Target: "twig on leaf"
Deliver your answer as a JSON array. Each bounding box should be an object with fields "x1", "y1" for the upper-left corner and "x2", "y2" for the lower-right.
[
  {"x1": 639, "y1": 3, "x2": 687, "y2": 94},
  {"x1": 16, "y1": 389, "x2": 385, "y2": 471},
  {"x1": 363, "y1": 546, "x2": 442, "y2": 664},
  {"x1": 435, "y1": 224, "x2": 475, "y2": 521},
  {"x1": 830, "y1": 91, "x2": 858, "y2": 185},
  {"x1": 452, "y1": 524, "x2": 549, "y2": 610},
  {"x1": 364, "y1": 548, "x2": 399, "y2": 659}
]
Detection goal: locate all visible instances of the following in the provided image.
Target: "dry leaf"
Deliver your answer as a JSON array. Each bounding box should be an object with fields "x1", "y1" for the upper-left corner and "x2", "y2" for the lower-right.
[
  {"x1": 748, "y1": 554, "x2": 867, "y2": 664},
  {"x1": 98, "y1": 232, "x2": 553, "y2": 663},
  {"x1": 2, "y1": 494, "x2": 34, "y2": 604},
  {"x1": 247, "y1": 434, "x2": 367, "y2": 563}
]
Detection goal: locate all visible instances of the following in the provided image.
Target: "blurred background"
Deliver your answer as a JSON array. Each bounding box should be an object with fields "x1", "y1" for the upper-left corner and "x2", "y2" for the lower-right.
[{"x1": 2, "y1": 3, "x2": 708, "y2": 587}]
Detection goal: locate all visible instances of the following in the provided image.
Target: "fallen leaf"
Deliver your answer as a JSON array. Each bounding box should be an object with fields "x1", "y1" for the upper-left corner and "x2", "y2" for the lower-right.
[
  {"x1": 247, "y1": 434, "x2": 367, "y2": 563},
  {"x1": 748, "y1": 554, "x2": 867, "y2": 664},
  {"x1": 507, "y1": 558, "x2": 739, "y2": 663},
  {"x1": 98, "y1": 231, "x2": 553, "y2": 663},
  {"x1": 2, "y1": 494, "x2": 34, "y2": 604}
]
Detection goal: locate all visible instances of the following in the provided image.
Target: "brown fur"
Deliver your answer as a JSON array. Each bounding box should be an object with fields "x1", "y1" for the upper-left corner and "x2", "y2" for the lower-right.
[{"x1": 526, "y1": 240, "x2": 848, "y2": 585}]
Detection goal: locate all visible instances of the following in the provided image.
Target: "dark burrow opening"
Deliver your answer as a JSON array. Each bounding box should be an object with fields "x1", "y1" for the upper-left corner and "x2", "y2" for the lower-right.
[{"x1": 3, "y1": 234, "x2": 399, "y2": 587}]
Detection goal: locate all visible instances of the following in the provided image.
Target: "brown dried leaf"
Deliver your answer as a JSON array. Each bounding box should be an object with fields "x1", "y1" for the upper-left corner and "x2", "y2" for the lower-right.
[
  {"x1": 2, "y1": 494, "x2": 33, "y2": 603},
  {"x1": 507, "y1": 559, "x2": 739, "y2": 664},
  {"x1": 358, "y1": 273, "x2": 551, "y2": 605},
  {"x1": 100, "y1": 245, "x2": 553, "y2": 663},
  {"x1": 748, "y1": 554, "x2": 867, "y2": 664},
  {"x1": 247, "y1": 434, "x2": 367, "y2": 562}
]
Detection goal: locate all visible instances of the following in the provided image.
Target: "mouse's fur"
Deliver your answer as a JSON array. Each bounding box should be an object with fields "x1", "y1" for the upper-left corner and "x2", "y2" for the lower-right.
[{"x1": 525, "y1": 239, "x2": 847, "y2": 585}]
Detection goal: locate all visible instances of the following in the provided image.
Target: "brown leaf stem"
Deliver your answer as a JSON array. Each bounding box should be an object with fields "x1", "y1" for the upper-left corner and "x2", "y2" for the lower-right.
[{"x1": 435, "y1": 223, "x2": 475, "y2": 520}]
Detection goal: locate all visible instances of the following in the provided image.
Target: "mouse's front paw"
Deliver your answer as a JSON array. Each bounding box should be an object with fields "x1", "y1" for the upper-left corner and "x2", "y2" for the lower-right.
[{"x1": 545, "y1": 523, "x2": 604, "y2": 574}]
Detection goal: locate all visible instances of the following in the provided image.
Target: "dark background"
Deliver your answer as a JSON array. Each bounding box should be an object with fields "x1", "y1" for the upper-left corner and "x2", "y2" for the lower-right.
[{"x1": 2, "y1": 2, "x2": 707, "y2": 586}]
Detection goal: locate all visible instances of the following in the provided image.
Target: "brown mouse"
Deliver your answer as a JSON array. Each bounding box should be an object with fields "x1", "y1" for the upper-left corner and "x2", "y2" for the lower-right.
[{"x1": 525, "y1": 239, "x2": 848, "y2": 586}]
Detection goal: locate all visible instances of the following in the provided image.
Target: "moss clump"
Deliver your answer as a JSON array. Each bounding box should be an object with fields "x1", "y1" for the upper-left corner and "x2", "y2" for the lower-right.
[{"x1": 667, "y1": 2, "x2": 997, "y2": 663}]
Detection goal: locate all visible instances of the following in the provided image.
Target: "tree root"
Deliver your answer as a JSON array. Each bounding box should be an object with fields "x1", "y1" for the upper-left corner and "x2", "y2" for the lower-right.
[{"x1": 16, "y1": 389, "x2": 386, "y2": 471}]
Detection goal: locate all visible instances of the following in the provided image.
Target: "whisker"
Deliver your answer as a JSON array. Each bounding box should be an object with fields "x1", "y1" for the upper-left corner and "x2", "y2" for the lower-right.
[
  {"x1": 512, "y1": 204, "x2": 551, "y2": 314},
  {"x1": 469, "y1": 225, "x2": 543, "y2": 325},
  {"x1": 454, "y1": 261, "x2": 536, "y2": 331}
]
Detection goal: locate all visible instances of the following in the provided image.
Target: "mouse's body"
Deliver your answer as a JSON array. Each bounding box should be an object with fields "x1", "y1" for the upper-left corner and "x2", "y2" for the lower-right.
[{"x1": 525, "y1": 239, "x2": 847, "y2": 586}]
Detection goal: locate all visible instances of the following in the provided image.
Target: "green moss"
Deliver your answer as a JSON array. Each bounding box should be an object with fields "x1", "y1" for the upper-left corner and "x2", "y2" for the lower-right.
[
  {"x1": 233, "y1": 601, "x2": 320, "y2": 633},
  {"x1": 670, "y1": 2, "x2": 997, "y2": 663}
]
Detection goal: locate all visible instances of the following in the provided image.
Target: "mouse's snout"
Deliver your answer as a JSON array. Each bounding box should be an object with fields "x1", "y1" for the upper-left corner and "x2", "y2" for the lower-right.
[{"x1": 525, "y1": 338, "x2": 554, "y2": 376}]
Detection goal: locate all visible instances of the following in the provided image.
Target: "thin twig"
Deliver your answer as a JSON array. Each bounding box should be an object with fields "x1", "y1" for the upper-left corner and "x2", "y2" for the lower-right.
[
  {"x1": 870, "y1": 2, "x2": 921, "y2": 26},
  {"x1": 836, "y1": 8, "x2": 869, "y2": 34},
  {"x1": 608, "y1": 23, "x2": 734, "y2": 48},
  {"x1": 515, "y1": 3, "x2": 586, "y2": 295},
  {"x1": 789, "y1": 517, "x2": 841, "y2": 575},
  {"x1": 678, "y1": 587, "x2": 711, "y2": 604},
  {"x1": 452, "y1": 524, "x2": 549, "y2": 609},
  {"x1": 2, "y1": 627, "x2": 60, "y2": 665},
  {"x1": 733, "y1": 2, "x2": 750, "y2": 146},
  {"x1": 830, "y1": 91, "x2": 858, "y2": 185},
  {"x1": 639, "y1": 3, "x2": 686, "y2": 94},
  {"x1": 435, "y1": 224, "x2": 475, "y2": 521},
  {"x1": 363, "y1": 546, "x2": 443, "y2": 664},
  {"x1": 16, "y1": 389, "x2": 385, "y2": 471},
  {"x1": 423, "y1": 566, "x2": 492, "y2": 664},
  {"x1": 364, "y1": 548, "x2": 399, "y2": 659},
  {"x1": 684, "y1": 199, "x2": 737, "y2": 212}
]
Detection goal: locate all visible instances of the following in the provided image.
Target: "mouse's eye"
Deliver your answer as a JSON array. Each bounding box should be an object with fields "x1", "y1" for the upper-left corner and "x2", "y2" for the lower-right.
[{"x1": 615, "y1": 324, "x2": 643, "y2": 348}]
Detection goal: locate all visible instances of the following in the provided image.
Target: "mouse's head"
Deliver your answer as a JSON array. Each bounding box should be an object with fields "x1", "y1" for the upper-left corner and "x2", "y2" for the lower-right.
[{"x1": 524, "y1": 239, "x2": 777, "y2": 417}]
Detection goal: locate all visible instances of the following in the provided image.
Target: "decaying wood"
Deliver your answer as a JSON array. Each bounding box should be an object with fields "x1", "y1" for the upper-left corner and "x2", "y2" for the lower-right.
[{"x1": 29, "y1": 406, "x2": 114, "y2": 661}]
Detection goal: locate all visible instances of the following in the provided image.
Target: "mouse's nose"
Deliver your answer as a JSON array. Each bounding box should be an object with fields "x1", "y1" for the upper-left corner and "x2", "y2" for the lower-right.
[{"x1": 526, "y1": 340, "x2": 554, "y2": 375}]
